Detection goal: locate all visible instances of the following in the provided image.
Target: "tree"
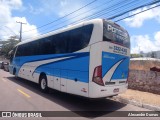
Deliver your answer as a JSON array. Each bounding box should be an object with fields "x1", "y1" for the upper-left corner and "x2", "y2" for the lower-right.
[
  {"x1": 131, "y1": 54, "x2": 142, "y2": 58},
  {"x1": 1, "y1": 36, "x2": 19, "y2": 58}
]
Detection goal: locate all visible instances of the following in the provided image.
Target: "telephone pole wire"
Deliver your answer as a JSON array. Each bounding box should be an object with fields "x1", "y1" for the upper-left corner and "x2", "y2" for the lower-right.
[{"x1": 16, "y1": 21, "x2": 26, "y2": 42}]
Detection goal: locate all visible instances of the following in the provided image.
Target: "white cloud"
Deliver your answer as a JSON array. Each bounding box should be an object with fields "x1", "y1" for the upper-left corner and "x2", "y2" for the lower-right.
[
  {"x1": 30, "y1": 0, "x2": 93, "y2": 25},
  {"x1": 131, "y1": 31, "x2": 160, "y2": 53},
  {"x1": 124, "y1": 5, "x2": 160, "y2": 27},
  {"x1": 155, "y1": 31, "x2": 160, "y2": 41},
  {"x1": 25, "y1": 0, "x2": 94, "y2": 34},
  {"x1": 57, "y1": 0, "x2": 93, "y2": 23},
  {"x1": 2, "y1": 0, "x2": 22, "y2": 10},
  {"x1": 28, "y1": 3, "x2": 44, "y2": 15},
  {"x1": 0, "y1": 0, "x2": 39, "y2": 41}
]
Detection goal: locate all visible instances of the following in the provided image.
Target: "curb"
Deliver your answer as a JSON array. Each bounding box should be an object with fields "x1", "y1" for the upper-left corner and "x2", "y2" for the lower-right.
[{"x1": 112, "y1": 96, "x2": 160, "y2": 111}]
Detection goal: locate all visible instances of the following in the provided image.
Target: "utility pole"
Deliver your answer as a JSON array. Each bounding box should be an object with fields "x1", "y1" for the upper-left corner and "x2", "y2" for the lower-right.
[{"x1": 16, "y1": 21, "x2": 26, "y2": 42}]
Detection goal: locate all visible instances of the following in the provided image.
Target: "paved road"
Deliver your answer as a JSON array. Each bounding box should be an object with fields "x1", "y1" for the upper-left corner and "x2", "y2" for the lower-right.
[{"x1": 0, "y1": 69, "x2": 159, "y2": 120}]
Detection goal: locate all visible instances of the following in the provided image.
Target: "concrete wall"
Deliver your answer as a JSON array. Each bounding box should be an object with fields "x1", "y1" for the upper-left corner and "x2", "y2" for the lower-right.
[{"x1": 128, "y1": 70, "x2": 160, "y2": 94}]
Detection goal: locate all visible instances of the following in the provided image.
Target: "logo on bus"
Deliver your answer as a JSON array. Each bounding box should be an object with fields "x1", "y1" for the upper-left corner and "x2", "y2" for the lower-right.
[{"x1": 107, "y1": 24, "x2": 128, "y2": 38}]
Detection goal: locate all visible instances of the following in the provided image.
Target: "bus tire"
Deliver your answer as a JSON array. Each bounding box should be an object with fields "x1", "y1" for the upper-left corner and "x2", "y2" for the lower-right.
[{"x1": 39, "y1": 75, "x2": 48, "y2": 93}]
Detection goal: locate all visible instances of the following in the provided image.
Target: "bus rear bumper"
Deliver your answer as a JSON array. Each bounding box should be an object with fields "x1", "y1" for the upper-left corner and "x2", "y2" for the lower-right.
[{"x1": 88, "y1": 83, "x2": 128, "y2": 98}]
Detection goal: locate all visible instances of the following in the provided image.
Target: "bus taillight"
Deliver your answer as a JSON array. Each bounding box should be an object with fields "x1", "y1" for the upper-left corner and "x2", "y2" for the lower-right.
[{"x1": 92, "y1": 65, "x2": 104, "y2": 86}]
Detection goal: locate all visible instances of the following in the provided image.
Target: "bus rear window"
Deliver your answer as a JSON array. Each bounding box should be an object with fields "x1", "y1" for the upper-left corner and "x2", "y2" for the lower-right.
[{"x1": 103, "y1": 20, "x2": 130, "y2": 48}]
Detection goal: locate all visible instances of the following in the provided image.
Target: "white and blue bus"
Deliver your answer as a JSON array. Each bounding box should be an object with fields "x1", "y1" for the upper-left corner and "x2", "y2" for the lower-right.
[{"x1": 9, "y1": 19, "x2": 130, "y2": 98}]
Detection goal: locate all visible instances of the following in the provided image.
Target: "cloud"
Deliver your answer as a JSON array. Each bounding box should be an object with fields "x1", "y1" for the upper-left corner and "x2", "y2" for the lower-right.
[
  {"x1": 0, "y1": 0, "x2": 39, "y2": 41},
  {"x1": 57, "y1": 0, "x2": 94, "y2": 23},
  {"x1": 155, "y1": 31, "x2": 160, "y2": 41},
  {"x1": 124, "y1": 5, "x2": 160, "y2": 27},
  {"x1": 28, "y1": 0, "x2": 94, "y2": 25},
  {"x1": 131, "y1": 31, "x2": 160, "y2": 53},
  {"x1": 2, "y1": 0, "x2": 22, "y2": 10},
  {"x1": 28, "y1": 4, "x2": 44, "y2": 15}
]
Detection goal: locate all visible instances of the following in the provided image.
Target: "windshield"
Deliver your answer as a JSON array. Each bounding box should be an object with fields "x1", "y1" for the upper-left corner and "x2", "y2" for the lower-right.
[{"x1": 103, "y1": 20, "x2": 130, "y2": 48}]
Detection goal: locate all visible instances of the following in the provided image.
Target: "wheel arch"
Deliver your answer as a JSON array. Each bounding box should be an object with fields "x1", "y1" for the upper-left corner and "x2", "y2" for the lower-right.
[{"x1": 39, "y1": 72, "x2": 47, "y2": 84}]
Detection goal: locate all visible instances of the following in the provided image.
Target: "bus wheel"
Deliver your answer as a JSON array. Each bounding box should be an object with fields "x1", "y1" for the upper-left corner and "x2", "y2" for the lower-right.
[{"x1": 39, "y1": 75, "x2": 48, "y2": 93}]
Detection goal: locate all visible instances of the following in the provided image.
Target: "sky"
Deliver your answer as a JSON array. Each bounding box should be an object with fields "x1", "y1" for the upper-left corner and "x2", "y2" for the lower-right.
[{"x1": 0, "y1": 0, "x2": 160, "y2": 54}]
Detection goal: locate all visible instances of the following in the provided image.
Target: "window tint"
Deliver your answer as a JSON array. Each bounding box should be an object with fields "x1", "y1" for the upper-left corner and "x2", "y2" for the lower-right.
[
  {"x1": 68, "y1": 27, "x2": 82, "y2": 52},
  {"x1": 39, "y1": 38, "x2": 53, "y2": 55},
  {"x1": 81, "y1": 24, "x2": 93, "y2": 48},
  {"x1": 103, "y1": 20, "x2": 130, "y2": 48},
  {"x1": 29, "y1": 41, "x2": 39, "y2": 55},
  {"x1": 68, "y1": 24, "x2": 93, "y2": 52},
  {"x1": 53, "y1": 32, "x2": 69, "y2": 54},
  {"x1": 15, "y1": 24, "x2": 93, "y2": 56},
  {"x1": 15, "y1": 45, "x2": 22, "y2": 57}
]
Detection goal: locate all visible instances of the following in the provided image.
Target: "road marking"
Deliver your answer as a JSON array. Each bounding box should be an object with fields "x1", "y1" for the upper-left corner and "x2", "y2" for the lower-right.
[
  {"x1": 17, "y1": 89, "x2": 31, "y2": 98},
  {"x1": 2, "y1": 78, "x2": 7, "y2": 82}
]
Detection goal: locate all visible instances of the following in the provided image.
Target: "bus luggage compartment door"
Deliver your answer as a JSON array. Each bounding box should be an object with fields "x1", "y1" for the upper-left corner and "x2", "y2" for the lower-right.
[
  {"x1": 60, "y1": 70, "x2": 67, "y2": 92},
  {"x1": 53, "y1": 69, "x2": 61, "y2": 91}
]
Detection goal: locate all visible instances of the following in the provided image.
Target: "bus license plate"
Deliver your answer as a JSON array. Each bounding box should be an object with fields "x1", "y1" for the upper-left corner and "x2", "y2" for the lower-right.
[{"x1": 113, "y1": 88, "x2": 119, "y2": 93}]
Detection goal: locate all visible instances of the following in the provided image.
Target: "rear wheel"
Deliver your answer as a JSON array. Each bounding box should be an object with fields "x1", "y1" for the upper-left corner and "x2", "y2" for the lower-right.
[{"x1": 39, "y1": 75, "x2": 48, "y2": 93}]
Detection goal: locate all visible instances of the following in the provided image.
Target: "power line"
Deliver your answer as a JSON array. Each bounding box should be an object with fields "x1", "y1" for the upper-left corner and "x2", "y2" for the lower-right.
[
  {"x1": 36, "y1": 0, "x2": 136, "y2": 33},
  {"x1": 0, "y1": 28, "x2": 10, "y2": 36},
  {"x1": 22, "y1": 0, "x2": 98, "y2": 33},
  {"x1": 37, "y1": 0, "x2": 122, "y2": 33},
  {"x1": 23, "y1": 0, "x2": 159, "y2": 40},
  {"x1": 38, "y1": 0, "x2": 152, "y2": 34},
  {"x1": 115, "y1": 4, "x2": 160, "y2": 22},
  {"x1": 108, "y1": 0, "x2": 160, "y2": 20},
  {"x1": 0, "y1": 26, "x2": 18, "y2": 40},
  {"x1": 23, "y1": 0, "x2": 143, "y2": 34},
  {"x1": 4, "y1": 26, "x2": 17, "y2": 36}
]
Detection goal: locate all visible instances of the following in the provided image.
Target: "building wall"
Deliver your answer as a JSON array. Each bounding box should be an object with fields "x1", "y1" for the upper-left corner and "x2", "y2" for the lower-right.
[
  {"x1": 128, "y1": 70, "x2": 160, "y2": 95},
  {"x1": 142, "y1": 51, "x2": 160, "y2": 59}
]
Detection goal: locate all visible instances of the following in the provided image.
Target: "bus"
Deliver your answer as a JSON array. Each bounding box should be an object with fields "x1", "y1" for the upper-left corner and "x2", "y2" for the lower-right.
[{"x1": 9, "y1": 19, "x2": 130, "y2": 98}]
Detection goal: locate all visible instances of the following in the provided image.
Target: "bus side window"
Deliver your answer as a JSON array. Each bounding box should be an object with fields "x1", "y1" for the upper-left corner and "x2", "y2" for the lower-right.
[
  {"x1": 48, "y1": 36, "x2": 56, "y2": 54},
  {"x1": 81, "y1": 24, "x2": 93, "y2": 47},
  {"x1": 68, "y1": 27, "x2": 82, "y2": 52},
  {"x1": 29, "y1": 41, "x2": 39, "y2": 56},
  {"x1": 39, "y1": 37, "x2": 54, "y2": 55},
  {"x1": 15, "y1": 46, "x2": 22, "y2": 57},
  {"x1": 53, "y1": 33, "x2": 68, "y2": 54}
]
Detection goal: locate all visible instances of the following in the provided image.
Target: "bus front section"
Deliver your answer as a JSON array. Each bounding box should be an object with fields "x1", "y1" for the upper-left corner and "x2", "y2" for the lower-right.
[{"x1": 89, "y1": 19, "x2": 130, "y2": 98}]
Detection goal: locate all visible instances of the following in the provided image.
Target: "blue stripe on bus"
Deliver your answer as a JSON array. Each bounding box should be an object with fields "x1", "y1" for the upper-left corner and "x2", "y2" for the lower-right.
[
  {"x1": 12, "y1": 52, "x2": 88, "y2": 67},
  {"x1": 34, "y1": 53, "x2": 89, "y2": 83},
  {"x1": 102, "y1": 52, "x2": 129, "y2": 80},
  {"x1": 13, "y1": 52, "x2": 89, "y2": 83}
]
